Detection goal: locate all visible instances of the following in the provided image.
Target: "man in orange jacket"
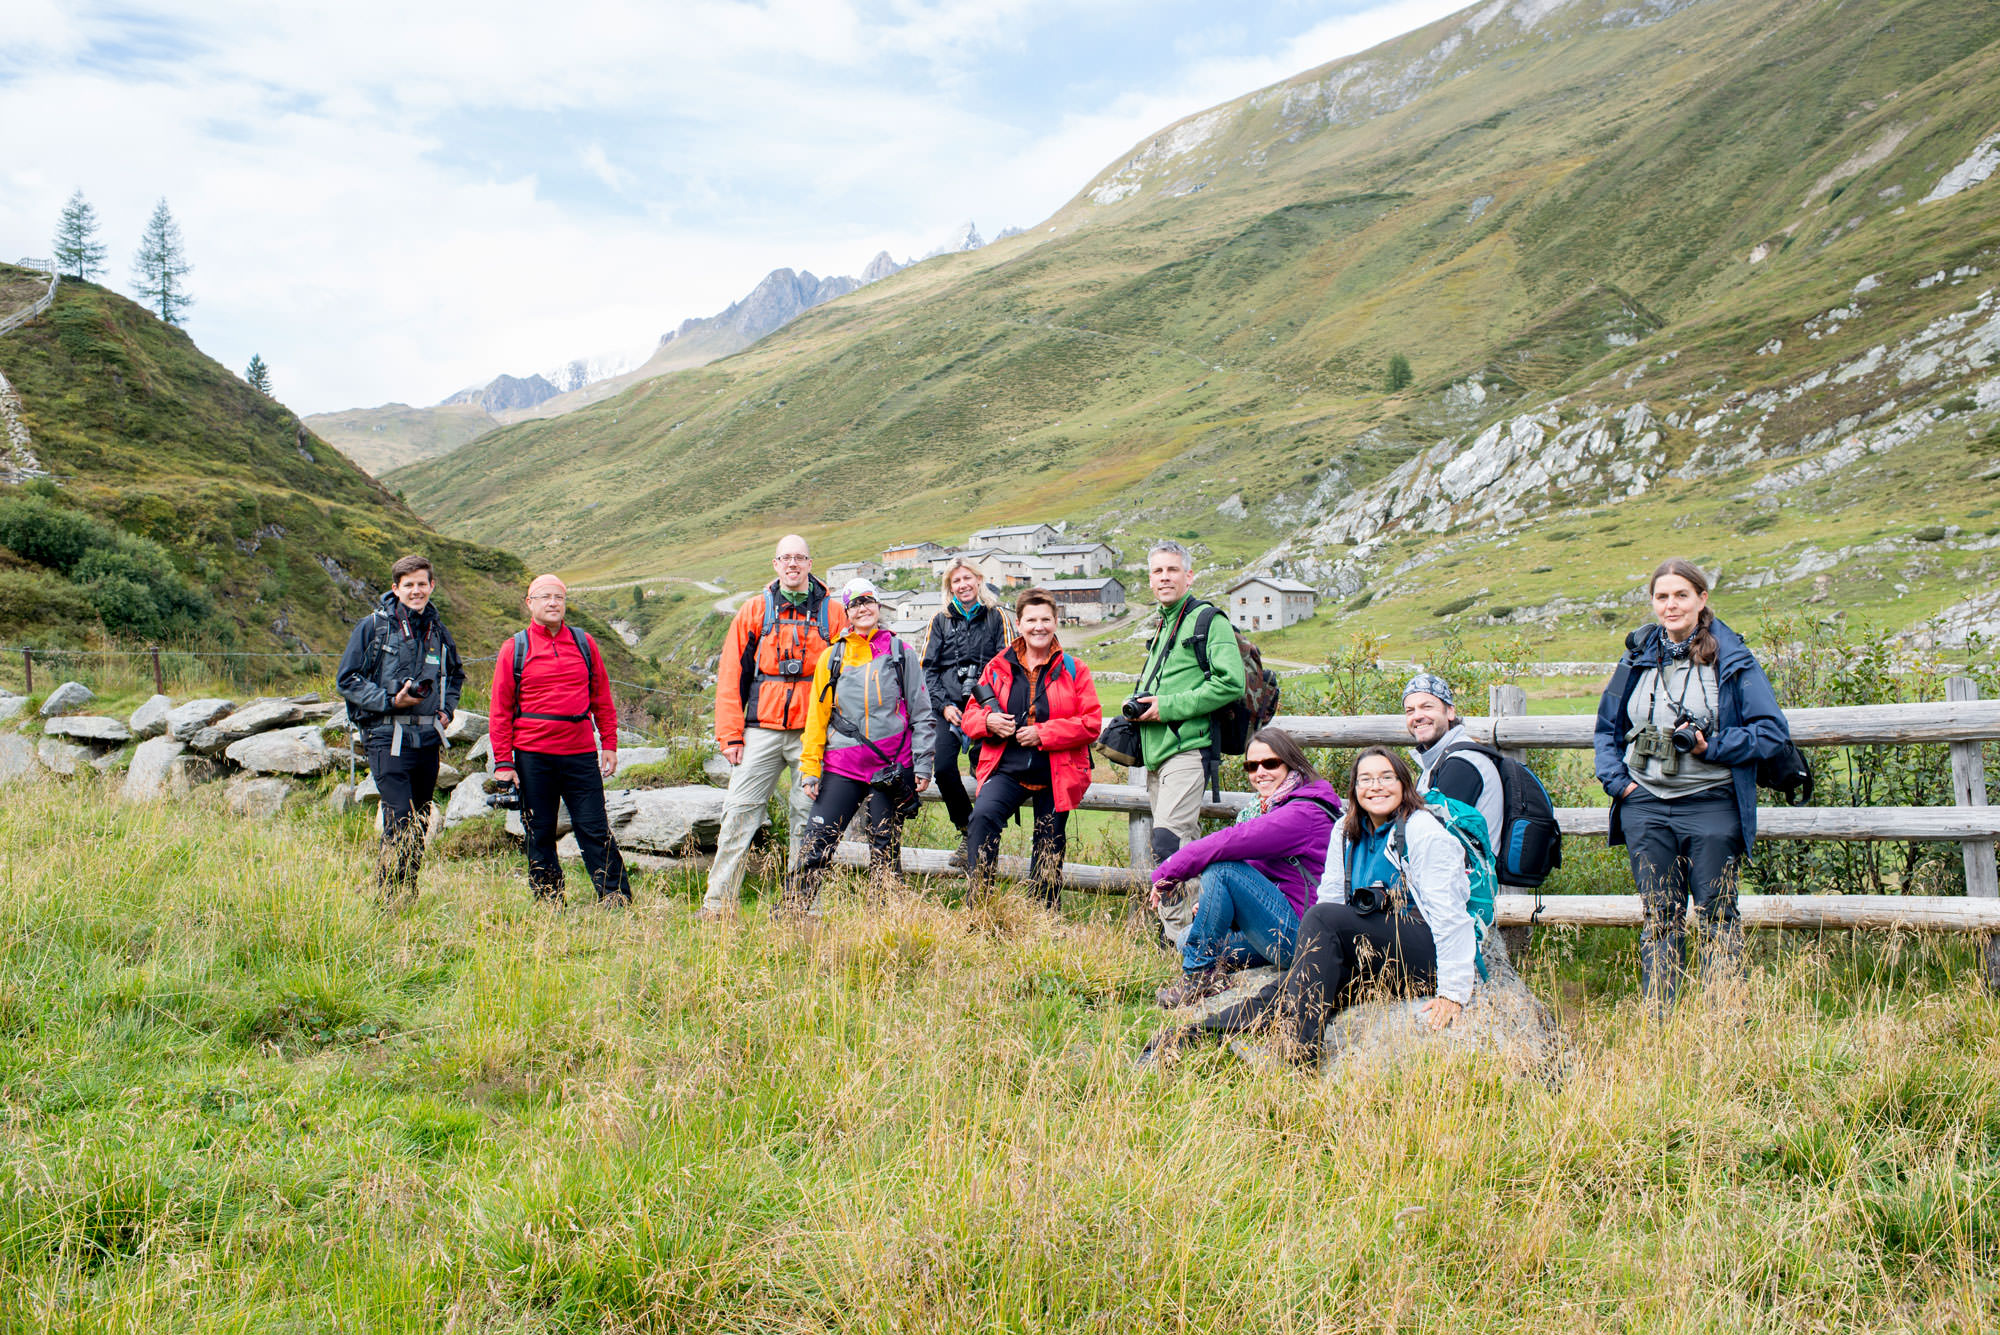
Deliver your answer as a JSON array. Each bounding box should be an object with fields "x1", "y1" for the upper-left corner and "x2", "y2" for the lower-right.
[{"x1": 701, "y1": 534, "x2": 848, "y2": 916}]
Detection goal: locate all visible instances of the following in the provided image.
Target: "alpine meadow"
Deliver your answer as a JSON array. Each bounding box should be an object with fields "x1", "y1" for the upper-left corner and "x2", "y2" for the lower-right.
[{"x1": 4, "y1": 0, "x2": 2000, "y2": 1331}]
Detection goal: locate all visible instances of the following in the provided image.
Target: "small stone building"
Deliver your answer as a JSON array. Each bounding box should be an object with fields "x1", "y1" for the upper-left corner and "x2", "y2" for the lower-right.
[
  {"x1": 1226, "y1": 576, "x2": 1317, "y2": 631},
  {"x1": 1045, "y1": 576, "x2": 1127, "y2": 624}
]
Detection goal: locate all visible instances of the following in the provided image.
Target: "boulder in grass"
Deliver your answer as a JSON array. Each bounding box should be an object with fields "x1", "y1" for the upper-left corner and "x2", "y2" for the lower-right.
[
  {"x1": 0, "y1": 692, "x2": 28, "y2": 724},
  {"x1": 128, "y1": 694, "x2": 173, "y2": 739},
  {"x1": 167, "y1": 698, "x2": 235, "y2": 740},
  {"x1": 0, "y1": 732, "x2": 39, "y2": 784},
  {"x1": 37, "y1": 738, "x2": 93, "y2": 775},
  {"x1": 434, "y1": 761, "x2": 464, "y2": 792},
  {"x1": 613, "y1": 746, "x2": 675, "y2": 773},
  {"x1": 224, "y1": 725, "x2": 333, "y2": 776},
  {"x1": 166, "y1": 755, "x2": 222, "y2": 793},
  {"x1": 465, "y1": 735, "x2": 493, "y2": 769},
  {"x1": 39, "y1": 681, "x2": 94, "y2": 717},
  {"x1": 90, "y1": 749, "x2": 126, "y2": 774},
  {"x1": 443, "y1": 711, "x2": 488, "y2": 745},
  {"x1": 703, "y1": 751, "x2": 735, "y2": 787},
  {"x1": 122, "y1": 737, "x2": 187, "y2": 802},
  {"x1": 325, "y1": 784, "x2": 357, "y2": 815},
  {"x1": 354, "y1": 776, "x2": 381, "y2": 806},
  {"x1": 605, "y1": 785, "x2": 735, "y2": 854},
  {"x1": 207, "y1": 698, "x2": 305, "y2": 743},
  {"x1": 443, "y1": 772, "x2": 508, "y2": 830},
  {"x1": 225, "y1": 775, "x2": 293, "y2": 819},
  {"x1": 43, "y1": 715, "x2": 132, "y2": 745}
]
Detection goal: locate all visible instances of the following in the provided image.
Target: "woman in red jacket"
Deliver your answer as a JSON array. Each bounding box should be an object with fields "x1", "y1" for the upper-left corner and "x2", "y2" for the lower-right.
[{"x1": 959, "y1": 587, "x2": 1103, "y2": 908}]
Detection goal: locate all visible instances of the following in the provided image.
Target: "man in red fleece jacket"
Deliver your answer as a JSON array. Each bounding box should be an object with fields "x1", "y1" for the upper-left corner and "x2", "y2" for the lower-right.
[{"x1": 488, "y1": 574, "x2": 630, "y2": 905}]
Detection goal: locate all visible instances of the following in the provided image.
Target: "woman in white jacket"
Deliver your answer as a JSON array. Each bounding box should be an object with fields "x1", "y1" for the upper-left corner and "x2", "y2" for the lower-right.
[{"x1": 1268, "y1": 746, "x2": 1477, "y2": 1062}]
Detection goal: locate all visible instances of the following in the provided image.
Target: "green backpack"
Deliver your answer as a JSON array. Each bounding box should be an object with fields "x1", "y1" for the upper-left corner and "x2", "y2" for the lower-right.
[{"x1": 1394, "y1": 794, "x2": 1498, "y2": 980}]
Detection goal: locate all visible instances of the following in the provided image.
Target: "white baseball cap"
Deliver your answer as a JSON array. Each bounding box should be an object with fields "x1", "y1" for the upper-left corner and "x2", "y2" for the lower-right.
[{"x1": 839, "y1": 577, "x2": 882, "y2": 606}]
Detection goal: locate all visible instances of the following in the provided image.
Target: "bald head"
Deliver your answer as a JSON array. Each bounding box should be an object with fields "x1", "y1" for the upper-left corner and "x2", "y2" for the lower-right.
[{"x1": 773, "y1": 534, "x2": 812, "y2": 591}]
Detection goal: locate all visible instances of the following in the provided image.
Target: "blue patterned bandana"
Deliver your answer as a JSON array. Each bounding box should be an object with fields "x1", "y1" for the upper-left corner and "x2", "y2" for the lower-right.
[
  {"x1": 1663, "y1": 633, "x2": 1692, "y2": 661},
  {"x1": 1403, "y1": 671, "x2": 1454, "y2": 708}
]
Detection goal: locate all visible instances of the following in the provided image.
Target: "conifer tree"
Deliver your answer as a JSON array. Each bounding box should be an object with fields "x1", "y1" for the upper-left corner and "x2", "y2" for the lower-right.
[
  {"x1": 132, "y1": 198, "x2": 193, "y2": 325},
  {"x1": 1384, "y1": 353, "x2": 1413, "y2": 393},
  {"x1": 52, "y1": 191, "x2": 108, "y2": 281},
  {"x1": 245, "y1": 354, "x2": 271, "y2": 394}
]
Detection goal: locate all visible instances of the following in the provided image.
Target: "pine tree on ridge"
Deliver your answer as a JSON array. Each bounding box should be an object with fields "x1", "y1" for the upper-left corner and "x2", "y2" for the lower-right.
[
  {"x1": 52, "y1": 190, "x2": 108, "y2": 281},
  {"x1": 132, "y1": 198, "x2": 193, "y2": 325}
]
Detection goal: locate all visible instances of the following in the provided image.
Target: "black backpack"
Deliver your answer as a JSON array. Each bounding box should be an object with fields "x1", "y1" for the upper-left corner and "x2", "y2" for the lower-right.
[
  {"x1": 1186, "y1": 603, "x2": 1281, "y2": 756},
  {"x1": 1434, "y1": 740, "x2": 1563, "y2": 889},
  {"x1": 510, "y1": 625, "x2": 601, "y2": 724},
  {"x1": 1756, "y1": 742, "x2": 1814, "y2": 805}
]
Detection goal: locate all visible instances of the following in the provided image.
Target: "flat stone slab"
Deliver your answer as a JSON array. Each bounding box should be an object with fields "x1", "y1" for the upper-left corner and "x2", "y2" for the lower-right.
[
  {"x1": 225, "y1": 775, "x2": 293, "y2": 819},
  {"x1": 225, "y1": 725, "x2": 333, "y2": 775},
  {"x1": 167, "y1": 699, "x2": 235, "y2": 740},
  {"x1": 43, "y1": 715, "x2": 132, "y2": 744},
  {"x1": 443, "y1": 772, "x2": 506, "y2": 829},
  {"x1": 207, "y1": 698, "x2": 305, "y2": 742},
  {"x1": 121, "y1": 737, "x2": 186, "y2": 801},
  {"x1": 128, "y1": 694, "x2": 173, "y2": 739},
  {"x1": 39, "y1": 681, "x2": 94, "y2": 717},
  {"x1": 0, "y1": 731, "x2": 38, "y2": 783},
  {"x1": 0, "y1": 693, "x2": 27, "y2": 724},
  {"x1": 444, "y1": 711, "x2": 488, "y2": 744}
]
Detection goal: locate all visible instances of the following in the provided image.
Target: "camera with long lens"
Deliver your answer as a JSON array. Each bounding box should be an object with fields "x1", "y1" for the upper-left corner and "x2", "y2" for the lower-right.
[
  {"x1": 1350, "y1": 881, "x2": 1392, "y2": 917},
  {"x1": 1121, "y1": 695, "x2": 1152, "y2": 722},
  {"x1": 972, "y1": 680, "x2": 1001, "y2": 711},
  {"x1": 954, "y1": 662, "x2": 981, "y2": 699},
  {"x1": 485, "y1": 780, "x2": 522, "y2": 811},
  {"x1": 404, "y1": 677, "x2": 434, "y2": 700}
]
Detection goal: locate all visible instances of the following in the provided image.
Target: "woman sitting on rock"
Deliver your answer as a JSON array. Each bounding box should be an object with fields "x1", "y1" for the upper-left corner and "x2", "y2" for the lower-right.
[
  {"x1": 1258, "y1": 746, "x2": 1478, "y2": 1062},
  {"x1": 1150, "y1": 728, "x2": 1341, "y2": 1008}
]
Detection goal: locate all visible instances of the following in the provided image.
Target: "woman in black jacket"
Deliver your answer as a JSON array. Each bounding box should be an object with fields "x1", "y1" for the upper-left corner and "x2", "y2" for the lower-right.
[
  {"x1": 1594, "y1": 558, "x2": 1791, "y2": 1005},
  {"x1": 919, "y1": 560, "x2": 1013, "y2": 864}
]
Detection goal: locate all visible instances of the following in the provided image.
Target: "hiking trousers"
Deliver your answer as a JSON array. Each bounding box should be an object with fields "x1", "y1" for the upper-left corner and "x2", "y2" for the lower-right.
[
  {"x1": 1272, "y1": 901, "x2": 1438, "y2": 1055},
  {"x1": 967, "y1": 772, "x2": 1070, "y2": 908},
  {"x1": 1181, "y1": 861, "x2": 1301, "y2": 974},
  {"x1": 367, "y1": 741, "x2": 439, "y2": 899},
  {"x1": 704, "y1": 727, "x2": 810, "y2": 909},
  {"x1": 1621, "y1": 785, "x2": 1745, "y2": 1005},
  {"x1": 931, "y1": 709, "x2": 975, "y2": 833},
  {"x1": 1146, "y1": 750, "x2": 1208, "y2": 945},
  {"x1": 783, "y1": 773, "x2": 906, "y2": 914},
  {"x1": 516, "y1": 749, "x2": 630, "y2": 903}
]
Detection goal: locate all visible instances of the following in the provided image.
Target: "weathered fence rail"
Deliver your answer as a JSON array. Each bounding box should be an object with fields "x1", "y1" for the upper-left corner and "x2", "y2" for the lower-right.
[
  {"x1": 835, "y1": 678, "x2": 2000, "y2": 980},
  {"x1": 0, "y1": 260, "x2": 58, "y2": 337}
]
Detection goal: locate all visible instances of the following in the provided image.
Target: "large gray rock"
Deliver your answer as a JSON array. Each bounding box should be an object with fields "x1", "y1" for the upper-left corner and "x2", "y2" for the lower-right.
[
  {"x1": 443, "y1": 772, "x2": 508, "y2": 829},
  {"x1": 43, "y1": 715, "x2": 132, "y2": 744},
  {"x1": 443, "y1": 710, "x2": 488, "y2": 744},
  {"x1": 122, "y1": 737, "x2": 186, "y2": 801},
  {"x1": 465, "y1": 735, "x2": 493, "y2": 769},
  {"x1": 354, "y1": 775, "x2": 380, "y2": 806},
  {"x1": 295, "y1": 701, "x2": 341, "y2": 722},
  {"x1": 39, "y1": 681, "x2": 94, "y2": 717},
  {"x1": 37, "y1": 738, "x2": 93, "y2": 775},
  {"x1": 166, "y1": 754, "x2": 223, "y2": 792},
  {"x1": 614, "y1": 746, "x2": 676, "y2": 773},
  {"x1": 167, "y1": 698, "x2": 235, "y2": 740},
  {"x1": 128, "y1": 694, "x2": 173, "y2": 739},
  {"x1": 224, "y1": 725, "x2": 333, "y2": 775},
  {"x1": 0, "y1": 731, "x2": 38, "y2": 783},
  {"x1": 225, "y1": 775, "x2": 293, "y2": 819},
  {"x1": 703, "y1": 752, "x2": 735, "y2": 786},
  {"x1": 206, "y1": 698, "x2": 305, "y2": 743},
  {"x1": 0, "y1": 692, "x2": 27, "y2": 724},
  {"x1": 434, "y1": 761, "x2": 465, "y2": 792},
  {"x1": 1187, "y1": 935, "x2": 1565, "y2": 1081},
  {"x1": 90, "y1": 749, "x2": 125, "y2": 773}
]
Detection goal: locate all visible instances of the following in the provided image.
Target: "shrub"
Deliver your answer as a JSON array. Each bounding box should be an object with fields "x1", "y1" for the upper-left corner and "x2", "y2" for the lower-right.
[
  {"x1": 1345, "y1": 589, "x2": 1374, "y2": 612},
  {"x1": 1488, "y1": 605, "x2": 1515, "y2": 619},
  {"x1": 1432, "y1": 596, "x2": 1477, "y2": 618},
  {"x1": 0, "y1": 495, "x2": 214, "y2": 639},
  {"x1": 1938, "y1": 395, "x2": 1977, "y2": 415},
  {"x1": 0, "y1": 568, "x2": 99, "y2": 630},
  {"x1": 1911, "y1": 524, "x2": 1948, "y2": 542},
  {"x1": 1739, "y1": 513, "x2": 1777, "y2": 534},
  {"x1": 1384, "y1": 353, "x2": 1412, "y2": 392}
]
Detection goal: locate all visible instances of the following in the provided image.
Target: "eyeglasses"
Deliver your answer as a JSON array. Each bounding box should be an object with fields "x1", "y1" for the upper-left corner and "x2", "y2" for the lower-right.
[
  {"x1": 848, "y1": 596, "x2": 877, "y2": 608},
  {"x1": 1353, "y1": 774, "x2": 1399, "y2": 790},
  {"x1": 1243, "y1": 758, "x2": 1287, "y2": 773},
  {"x1": 528, "y1": 593, "x2": 566, "y2": 603},
  {"x1": 775, "y1": 555, "x2": 811, "y2": 565}
]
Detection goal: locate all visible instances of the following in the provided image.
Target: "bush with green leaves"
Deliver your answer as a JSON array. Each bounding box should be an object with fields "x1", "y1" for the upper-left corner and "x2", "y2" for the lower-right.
[{"x1": 0, "y1": 494, "x2": 215, "y2": 640}]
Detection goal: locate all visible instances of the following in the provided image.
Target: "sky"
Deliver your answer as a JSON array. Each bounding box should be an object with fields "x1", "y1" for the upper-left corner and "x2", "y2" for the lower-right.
[{"x1": 0, "y1": 0, "x2": 1468, "y2": 414}]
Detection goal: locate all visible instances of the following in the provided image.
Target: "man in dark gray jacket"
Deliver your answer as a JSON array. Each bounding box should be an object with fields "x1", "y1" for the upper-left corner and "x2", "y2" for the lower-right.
[{"x1": 336, "y1": 554, "x2": 465, "y2": 903}]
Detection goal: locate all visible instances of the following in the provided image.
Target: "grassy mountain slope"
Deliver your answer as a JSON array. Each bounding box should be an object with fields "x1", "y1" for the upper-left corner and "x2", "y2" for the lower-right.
[
  {"x1": 393, "y1": 0, "x2": 2000, "y2": 661},
  {"x1": 0, "y1": 268, "x2": 615, "y2": 662},
  {"x1": 302, "y1": 401, "x2": 499, "y2": 476}
]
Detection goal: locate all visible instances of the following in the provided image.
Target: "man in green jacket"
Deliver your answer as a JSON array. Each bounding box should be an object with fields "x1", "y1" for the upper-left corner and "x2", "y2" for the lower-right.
[{"x1": 1128, "y1": 540, "x2": 1245, "y2": 945}]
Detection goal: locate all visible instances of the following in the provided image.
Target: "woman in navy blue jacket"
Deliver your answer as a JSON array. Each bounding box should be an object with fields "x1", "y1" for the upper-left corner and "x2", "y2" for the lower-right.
[{"x1": 1594, "y1": 558, "x2": 1790, "y2": 1004}]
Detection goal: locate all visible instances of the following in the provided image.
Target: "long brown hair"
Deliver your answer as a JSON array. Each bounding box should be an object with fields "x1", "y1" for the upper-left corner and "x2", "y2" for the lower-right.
[
  {"x1": 1648, "y1": 558, "x2": 1718, "y2": 665},
  {"x1": 1343, "y1": 746, "x2": 1424, "y2": 842},
  {"x1": 1249, "y1": 726, "x2": 1320, "y2": 787}
]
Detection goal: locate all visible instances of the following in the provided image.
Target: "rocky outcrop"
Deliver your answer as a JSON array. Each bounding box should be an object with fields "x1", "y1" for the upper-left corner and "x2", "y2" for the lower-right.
[
  {"x1": 860, "y1": 251, "x2": 905, "y2": 284},
  {"x1": 128, "y1": 694, "x2": 172, "y2": 739},
  {"x1": 39, "y1": 681, "x2": 94, "y2": 717},
  {"x1": 225, "y1": 726, "x2": 333, "y2": 775},
  {"x1": 42, "y1": 715, "x2": 131, "y2": 744},
  {"x1": 442, "y1": 372, "x2": 561, "y2": 414},
  {"x1": 167, "y1": 699, "x2": 235, "y2": 740}
]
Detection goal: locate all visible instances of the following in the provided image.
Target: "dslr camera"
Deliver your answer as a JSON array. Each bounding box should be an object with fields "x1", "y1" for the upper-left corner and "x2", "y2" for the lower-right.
[
  {"x1": 1668, "y1": 706, "x2": 1704, "y2": 756},
  {"x1": 1350, "y1": 881, "x2": 1394, "y2": 917},
  {"x1": 402, "y1": 677, "x2": 434, "y2": 700},
  {"x1": 1121, "y1": 695, "x2": 1153, "y2": 722},
  {"x1": 485, "y1": 779, "x2": 522, "y2": 811}
]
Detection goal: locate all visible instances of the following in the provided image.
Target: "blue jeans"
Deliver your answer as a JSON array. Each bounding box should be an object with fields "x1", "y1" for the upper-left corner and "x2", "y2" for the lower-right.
[{"x1": 1181, "y1": 861, "x2": 1301, "y2": 972}]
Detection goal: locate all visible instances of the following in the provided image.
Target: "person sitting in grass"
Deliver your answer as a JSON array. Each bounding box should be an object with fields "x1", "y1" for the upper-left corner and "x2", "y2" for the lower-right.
[{"x1": 1149, "y1": 728, "x2": 1341, "y2": 1008}]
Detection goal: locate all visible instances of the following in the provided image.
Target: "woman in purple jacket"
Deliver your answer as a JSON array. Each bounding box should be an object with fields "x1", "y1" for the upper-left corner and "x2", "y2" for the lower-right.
[{"x1": 1150, "y1": 728, "x2": 1342, "y2": 1007}]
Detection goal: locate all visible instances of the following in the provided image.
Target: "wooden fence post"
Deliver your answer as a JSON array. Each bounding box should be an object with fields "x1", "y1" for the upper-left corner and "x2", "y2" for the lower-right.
[
  {"x1": 1946, "y1": 676, "x2": 2000, "y2": 990},
  {"x1": 1127, "y1": 763, "x2": 1153, "y2": 875},
  {"x1": 1490, "y1": 683, "x2": 1532, "y2": 960},
  {"x1": 21, "y1": 648, "x2": 30, "y2": 696},
  {"x1": 149, "y1": 646, "x2": 165, "y2": 697}
]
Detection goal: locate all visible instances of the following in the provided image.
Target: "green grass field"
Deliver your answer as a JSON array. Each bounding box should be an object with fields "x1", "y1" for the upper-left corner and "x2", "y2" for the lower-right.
[{"x1": 5, "y1": 777, "x2": 1997, "y2": 1331}]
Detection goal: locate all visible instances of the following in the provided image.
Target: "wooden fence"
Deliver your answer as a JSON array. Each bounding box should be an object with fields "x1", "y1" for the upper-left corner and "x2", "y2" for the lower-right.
[
  {"x1": 832, "y1": 676, "x2": 2000, "y2": 981},
  {"x1": 0, "y1": 261, "x2": 58, "y2": 337}
]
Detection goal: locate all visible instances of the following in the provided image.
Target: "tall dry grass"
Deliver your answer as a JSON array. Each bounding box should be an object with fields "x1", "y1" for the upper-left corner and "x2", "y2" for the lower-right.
[{"x1": 0, "y1": 776, "x2": 1995, "y2": 1332}]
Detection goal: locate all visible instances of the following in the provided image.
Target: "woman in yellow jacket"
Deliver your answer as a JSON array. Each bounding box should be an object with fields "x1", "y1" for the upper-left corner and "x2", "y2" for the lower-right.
[{"x1": 781, "y1": 578, "x2": 935, "y2": 915}]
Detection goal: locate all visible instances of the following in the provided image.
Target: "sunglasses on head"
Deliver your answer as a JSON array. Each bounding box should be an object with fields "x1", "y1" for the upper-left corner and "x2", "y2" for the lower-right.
[
  {"x1": 849, "y1": 595, "x2": 877, "y2": 607},
  {"x1": 1243, "y1": 757, "x2": 1287, "y2": 773}
]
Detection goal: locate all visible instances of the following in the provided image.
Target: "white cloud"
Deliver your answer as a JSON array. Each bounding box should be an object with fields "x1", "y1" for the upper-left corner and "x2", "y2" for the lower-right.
[{"x1": 0, "y1": 0, "x2": 1469, "y2": 413}]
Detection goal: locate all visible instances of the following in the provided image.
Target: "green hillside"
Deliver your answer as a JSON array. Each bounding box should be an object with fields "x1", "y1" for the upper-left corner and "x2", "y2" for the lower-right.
[
  {"x1": 0, "y1": 268, "x2": 604, "y2": 663},
  {"x1": 304, "y1": 401, "x2": 499, "y2": 477},
  {"x1": 392, "y1": 0, "x2": 2000, "y2": 661}
]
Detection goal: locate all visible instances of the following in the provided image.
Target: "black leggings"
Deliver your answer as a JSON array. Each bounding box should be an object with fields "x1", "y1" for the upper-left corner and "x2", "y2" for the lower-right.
[
  {"x1": 367, "y1": 742, "x2": 439, "y2": 897},
  {"x1": 966, "y1": 772, "x2": 1069, "y2": 907},
  {"x1": 1270, "y1": 901, "x2": 1438, "y2": 1053},
  {"x1": 785, "y1": 773, "x2": 905, "y2": 913},
  {"x1": 931, "y1": 710, "x2": 975, "y2": 833}
]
